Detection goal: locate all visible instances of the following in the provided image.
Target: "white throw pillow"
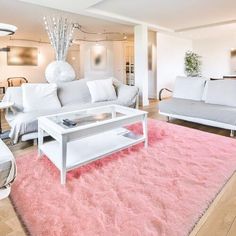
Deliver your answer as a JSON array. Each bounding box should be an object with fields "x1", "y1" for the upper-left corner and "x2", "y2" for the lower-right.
[
  {"x1": 205, "y1": 79, "x2": 236, "y2": 107},
  {"x1": 87, "y1": 79, "x2": 117, "y2": 103},
  {"x1": 173, "y1": 76, "x2": 206, "y2": 101},
  {"x1": 22, "y1": 83, "x2": 61, "y2": 112}
]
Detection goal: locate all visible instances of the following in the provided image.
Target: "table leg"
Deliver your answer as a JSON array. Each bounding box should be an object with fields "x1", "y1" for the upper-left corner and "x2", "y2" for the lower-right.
[
  {"x1": 60, "y1": 137, "x2": 67, "y2": 185},
  {"x1": 142, "y1": 114, "x2": 148, "y2": 148},
  {"x1": 38, "y1": 126, "x2": 44, "y2": 158}
]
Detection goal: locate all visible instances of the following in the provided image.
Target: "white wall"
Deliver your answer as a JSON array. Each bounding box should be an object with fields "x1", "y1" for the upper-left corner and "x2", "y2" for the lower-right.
[
  {"x1": 156, "y1": 32, "x2": 192, "y2": 95},
  {"x1": 134, "y1": 25, "x2": 149, "y2": 106},
  {"x1": 79, "y1": 41, "x2": 125, "y2": 82},
  {"x1": 0, "y1": 39, "x2": 126, "y2": 85},
  {"x1": 148, "y1": 31, "x2": 157, "y2": 99},
  {"x1": 0, "y1": 39, "x2": 54, "y2": 84},
  {"x1": 67, "y1": 45, "x2": 80, "y2": 78},
  {"x1": 193, "y1": 36, "x2": 235, "y2": 78},
  {"x1": 113, "y1": 41, "x2": 125, "y2": 83}
]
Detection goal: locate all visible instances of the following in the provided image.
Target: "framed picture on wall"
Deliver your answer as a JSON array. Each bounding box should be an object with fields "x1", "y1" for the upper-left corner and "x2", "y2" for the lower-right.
[
  {"x1": 7, "y1": 46, "x2": 38, "y2": 66},
  {"x1": 91, "y1": 45, "x2": 107, "y2": 70},
  {"x1": 148, "y1": 44, "x2": 152, "y2": 71}
]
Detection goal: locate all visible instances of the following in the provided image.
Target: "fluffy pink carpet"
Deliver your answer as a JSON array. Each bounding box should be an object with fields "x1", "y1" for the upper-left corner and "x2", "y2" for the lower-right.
[{"x1": 11, "y1": 119, "x2": 236, "y2": 236}]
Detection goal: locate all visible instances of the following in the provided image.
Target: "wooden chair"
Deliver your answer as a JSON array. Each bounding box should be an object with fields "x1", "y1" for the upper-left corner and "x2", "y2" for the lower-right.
[
  {"x1": 0, "y1": 86, "x2": 5, "y2": 94},
  {"x1": 7, "y1": 77, "x2": 28, "y2": 87}
]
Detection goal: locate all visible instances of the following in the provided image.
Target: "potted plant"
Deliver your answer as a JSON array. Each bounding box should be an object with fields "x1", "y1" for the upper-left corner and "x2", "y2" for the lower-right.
[{"x1": 184, "y1": 51, "x2": 201, "y2": 77}]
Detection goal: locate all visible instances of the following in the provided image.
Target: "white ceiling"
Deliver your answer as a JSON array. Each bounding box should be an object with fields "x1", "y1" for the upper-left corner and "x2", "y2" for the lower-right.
[
  {"x1": 91, "y1": 0, "x2": 236, "y2": 31},
  {"x1": 2, "y1": 0, "x2": 236, "y2": 41},
  {"x1": 0, "y1": 0, "x2": 133, "y2": 42},
  {"x1": 178, "y1": 22, "x2": 236, "y2": 40},
  {"x1": 18, "y1": 0, "x2": 104, "y2": 15}
]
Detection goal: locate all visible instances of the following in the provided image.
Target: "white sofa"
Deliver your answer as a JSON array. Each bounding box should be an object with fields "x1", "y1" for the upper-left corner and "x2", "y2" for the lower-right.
[
  {"x1": 159, "y1": 77, "x2": 236, "y2": 136},
  {"x1": 3, "y1": 78, "x2": 139, "y2": 143},
  {"x1": 0, "y1": 139, "x2": 16, "y2": 199}
]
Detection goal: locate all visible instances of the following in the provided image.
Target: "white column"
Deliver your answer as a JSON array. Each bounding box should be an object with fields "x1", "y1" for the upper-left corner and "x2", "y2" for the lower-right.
[{"x1": 134, "y1": 25, "x2": 149, "y2": 106}]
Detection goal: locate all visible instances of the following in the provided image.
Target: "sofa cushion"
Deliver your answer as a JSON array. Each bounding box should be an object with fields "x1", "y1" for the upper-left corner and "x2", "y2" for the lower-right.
[
  {"x1": 159, "y1": 98, "x2": 236, "y2": 125},
  {"x1": 87, "y1": 78, "x2": 117, "y2": 103},
  {"x1": 173, "y1": 76, "x2": 206, "y2": 101},
  {"x1": 205, "y1": 79, "x2": 236, "y2": 107},
  {"x1": 22, "y1": 83, "x2": 61, "y2": 112},
  {"x1": 116, "y1": 83, "x2": 139, "y2": 107},
  {"x1": 57, "y1": 79, "x2": 91, "y2": 106}
]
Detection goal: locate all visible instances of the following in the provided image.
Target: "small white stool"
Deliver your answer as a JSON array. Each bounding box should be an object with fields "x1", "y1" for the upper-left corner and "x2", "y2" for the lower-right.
[{"x1": 0, "y1": 139, "x2": 16, "y2": 200}]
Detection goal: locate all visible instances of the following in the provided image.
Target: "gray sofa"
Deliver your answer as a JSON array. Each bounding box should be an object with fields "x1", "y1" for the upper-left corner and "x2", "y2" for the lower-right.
[
  {"x1": 159, "y1": 77, "x2": 236, "y2": 136},
  {"x1": 3, "y1": 78, "x2": 139, "y2": 143}
]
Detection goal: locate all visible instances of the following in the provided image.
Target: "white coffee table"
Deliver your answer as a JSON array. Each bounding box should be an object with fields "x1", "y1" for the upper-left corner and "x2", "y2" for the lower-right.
[{"x1": 38, "y1": 105, "x2": 148, "y2": 184}]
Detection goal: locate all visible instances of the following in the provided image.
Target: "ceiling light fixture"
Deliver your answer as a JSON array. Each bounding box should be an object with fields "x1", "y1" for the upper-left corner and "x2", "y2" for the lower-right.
[
  {"x1": 72, "y1": 23, "x2": 128, "y2": 43},
  {"x1": 0, "y1": 23, "x2": 17, "y2": 36}
]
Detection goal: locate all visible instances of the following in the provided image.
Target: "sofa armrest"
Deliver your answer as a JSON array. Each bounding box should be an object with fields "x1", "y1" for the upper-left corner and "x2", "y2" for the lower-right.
[
  {"x1": 159, "y1": 88, "x2": 173, "y2": 101},
  {"x1": 116, "y1": 84, "x2": 139, "y2": 108},
  {"x1": 2, "y1": 87, "x2": 23, "y2": 113}
]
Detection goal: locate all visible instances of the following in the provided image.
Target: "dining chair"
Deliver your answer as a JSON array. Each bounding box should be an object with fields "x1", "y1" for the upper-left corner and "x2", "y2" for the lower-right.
[{"x1": 7, "y1": 77, "x2": 28, "y2": 87}]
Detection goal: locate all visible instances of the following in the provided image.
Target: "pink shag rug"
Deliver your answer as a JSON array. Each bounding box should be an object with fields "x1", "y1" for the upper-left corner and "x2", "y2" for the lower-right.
[{"x1": 11, "y1": 119, "x2": 236, "y2": 236}]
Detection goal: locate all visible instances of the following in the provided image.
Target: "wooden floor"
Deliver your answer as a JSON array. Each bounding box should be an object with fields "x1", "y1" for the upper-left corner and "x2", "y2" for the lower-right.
[{"x1": 1, "y1": 100, "x2": 236, "y2": 236}]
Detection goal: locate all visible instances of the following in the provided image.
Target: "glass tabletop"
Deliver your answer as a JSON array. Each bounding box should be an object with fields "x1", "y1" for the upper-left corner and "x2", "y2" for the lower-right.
[{"x1": 48, "y1": 107, "x2": 126, "y2": 129}]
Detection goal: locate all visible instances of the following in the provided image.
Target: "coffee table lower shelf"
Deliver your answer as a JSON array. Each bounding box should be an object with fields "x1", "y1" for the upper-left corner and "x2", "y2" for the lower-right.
[{"x1": 40, "y1": 128, "x2": 145, "y2": 181}]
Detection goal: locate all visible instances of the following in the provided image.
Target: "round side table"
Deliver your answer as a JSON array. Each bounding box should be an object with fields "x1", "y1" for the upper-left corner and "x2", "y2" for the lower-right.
[{"x1": 0, "y1": 101, "x2": 14, "y2": 138}]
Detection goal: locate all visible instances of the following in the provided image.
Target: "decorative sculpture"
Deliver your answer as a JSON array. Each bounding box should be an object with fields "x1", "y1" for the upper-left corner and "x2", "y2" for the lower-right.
[{"x1": 44, "y1": 16, "x2": 76, "y2": 83}]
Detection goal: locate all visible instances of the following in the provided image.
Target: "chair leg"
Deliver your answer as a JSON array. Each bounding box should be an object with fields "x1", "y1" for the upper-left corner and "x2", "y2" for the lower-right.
[
  {"x1": 167, "y1": 116, "x2": 170, "y2": 122},
  {"x1": 230, "y1": 130, "x2": 235, "y2": 137}
]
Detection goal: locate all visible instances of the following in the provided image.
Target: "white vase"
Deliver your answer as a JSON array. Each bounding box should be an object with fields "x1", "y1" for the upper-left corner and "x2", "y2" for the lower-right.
[{"x1": 45, "y1": 60, "x2": 76, "y2": 83}]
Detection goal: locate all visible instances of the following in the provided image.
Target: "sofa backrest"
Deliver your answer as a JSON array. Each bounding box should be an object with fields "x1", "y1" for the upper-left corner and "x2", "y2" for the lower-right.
[
  {"x1": 57, "y1": 79, "x2": 92, "y2": 106},
  {"x1": 3, "y1": 78, "x2": 130, "y2": 112},
  {"x1": 3, "y1": 79, "x2": 92, "y2": 111},
  {"x1": 205, "y1": 79, "x2": 236, "y2": 107},
  {"x1": 173, "y1": 76, "x2": 207, "y2": 101}
]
